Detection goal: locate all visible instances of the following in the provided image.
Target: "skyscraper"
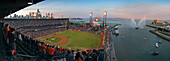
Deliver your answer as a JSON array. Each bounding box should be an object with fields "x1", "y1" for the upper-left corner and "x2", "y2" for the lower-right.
[{"x1": 36, "y1": 9, "x2": 42, "y2": 19}]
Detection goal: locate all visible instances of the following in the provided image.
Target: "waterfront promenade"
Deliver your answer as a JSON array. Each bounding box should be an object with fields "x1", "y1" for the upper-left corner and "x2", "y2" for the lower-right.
[{"x1": 106, "y1": 23, "x2": 118, "y2": 61}]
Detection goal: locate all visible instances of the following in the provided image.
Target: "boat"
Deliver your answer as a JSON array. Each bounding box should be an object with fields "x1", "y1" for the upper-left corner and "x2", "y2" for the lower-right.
[
  {"x1": 144, "y1": 38, "x2": 147, "y2": 40},
  {"x1": 115, "y1": 30, "x2": 119, "y2": 35},
  {"x1": 121, "y1": 35, "x2": 124, "y2": 39},
  {"x1": 113, "y1": 26, "x2": 119, "y2": 35},
  {"x1": 156, "y1": 43, "x2": 158, "y2": 48},
  {"x1": 151, "y1": 52, "x2": 159, "y2": 55},
  {"x1": 135, "y1": 27, "x2": 139, "y2": 29},
  {"x1": 158, "y1": 40, "x2": 161, "y2": 44},
  {"x1": 114, "y1": 26, "x2": 118, "y2": 30}
]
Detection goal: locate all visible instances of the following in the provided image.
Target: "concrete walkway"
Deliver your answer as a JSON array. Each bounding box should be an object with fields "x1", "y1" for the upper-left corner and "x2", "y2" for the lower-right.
[{"x1": 105, "y1": 25, "x2": 118, "y2": 61}]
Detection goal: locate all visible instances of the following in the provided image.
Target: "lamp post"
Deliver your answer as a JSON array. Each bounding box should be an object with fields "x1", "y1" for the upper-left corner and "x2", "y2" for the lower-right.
[
  {"x1": 104, "y1": 11, "x2": 107, "y2": 26},
  {"x1": 90, "y1": 12, "x2": 93, "y2": 23}
]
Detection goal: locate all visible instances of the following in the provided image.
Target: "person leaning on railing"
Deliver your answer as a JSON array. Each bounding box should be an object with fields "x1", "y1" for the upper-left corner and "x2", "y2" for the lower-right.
[{"x1": 7, "y1": 28, "x2": 17, "y2": 55}]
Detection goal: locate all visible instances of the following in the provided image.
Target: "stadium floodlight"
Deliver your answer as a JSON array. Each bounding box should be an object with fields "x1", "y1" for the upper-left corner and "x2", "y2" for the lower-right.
[
  {"x1": 104, "y1": 11, "x2": 107, "y2": 16},
  {"x1": 28, "y1": 0, "x2": 33, "y2": 5},
  {"x1": 90, "y1": 12, "x2": 93, "y2": 17},
  {"x1": 104, "y1": 11, "x2": 107, "y2": 26}
]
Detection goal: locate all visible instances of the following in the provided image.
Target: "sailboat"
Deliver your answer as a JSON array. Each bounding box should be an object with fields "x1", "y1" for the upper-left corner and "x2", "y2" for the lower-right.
[{"x1": 156, "y1": 43, "x2": 158, "y2": 48}]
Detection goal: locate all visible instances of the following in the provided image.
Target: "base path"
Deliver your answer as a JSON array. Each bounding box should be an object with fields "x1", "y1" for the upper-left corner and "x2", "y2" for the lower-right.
[
  {"x1": 53, "y1": 35, "x2": 69, "y2": 45},
  {"x1": 37, "y1": 35, "x2": 69, "y2": 45}
]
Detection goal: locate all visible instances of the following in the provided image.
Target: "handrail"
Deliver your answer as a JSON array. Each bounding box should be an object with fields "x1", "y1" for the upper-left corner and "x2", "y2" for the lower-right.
[{"x1": 16, "y1": 54, "x2": 36, "y2": 58}]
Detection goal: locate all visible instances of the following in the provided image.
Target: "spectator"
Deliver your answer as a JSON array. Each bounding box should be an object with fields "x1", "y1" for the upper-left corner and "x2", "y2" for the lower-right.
[
  {"x1": 75, "y1": 52, "x2": 83, "y2": 61},
  {"x1": 66, "y1": 50, "x2": 74, "y2": 61},
  {"x1": 8, "y1": 28, "x2": 16, "y2": 55},
  {"x1": 98, "y1": 49, "x2": 104, "y2": 61},
  {"x1": 82, "y1": 51, "x2": 89, "y2": 61},
  {"x1": 18, "y1": 32, "x2": 22, "y2": 41},
  {"x1": 53, "y1": 50, "x2": 58, "y2": 57},
  {"x1": 40, "y1": 42, "x2": 47, "y2": 55},
  {"x1": 92, "y1": 49, "x2": 98, "y2": 61},
  {"x1": 5, "y1": 24, "x2": 10, "y2": 38},
  {"x1": 5, "y1": 24, "x2": 10, "y2": 44},
  {"x1": 47, "y1": 45, "x2": 55, "y2": 57},
  {"x1": 53, "y1": 46, "x2": 58, "y2": 56}
]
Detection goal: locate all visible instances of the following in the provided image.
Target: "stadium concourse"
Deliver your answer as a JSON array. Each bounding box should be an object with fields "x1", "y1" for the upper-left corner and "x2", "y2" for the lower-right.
[{"x1": 0, "y1": 19, "x2": 112, "y2": 61}]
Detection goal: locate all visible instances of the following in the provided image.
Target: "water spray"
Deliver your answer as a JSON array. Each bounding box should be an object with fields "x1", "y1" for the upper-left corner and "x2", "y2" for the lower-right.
[
  {"x1": 131, "y1": 18, "x2": 137, "y2": 27},
  {"x1": 131, "y1": 17, "x2": 146, "y2": 29},
  {"x1": 138, "y1": 17, "x2": 146, "y2": 26}
]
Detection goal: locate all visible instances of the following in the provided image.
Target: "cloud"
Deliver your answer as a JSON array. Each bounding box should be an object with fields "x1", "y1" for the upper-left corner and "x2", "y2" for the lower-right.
[
  {"x1": 7, "y1": 1, "x2": 170, "y2": 20},
  {"x1": 109, "y1": 2, "x2": 170, "y2": 20}
]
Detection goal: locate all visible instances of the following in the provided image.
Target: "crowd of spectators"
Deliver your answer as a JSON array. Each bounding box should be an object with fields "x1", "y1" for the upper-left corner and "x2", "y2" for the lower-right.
[
  {"x1": 69, "y1": 24, "x2": 104, "y2": 35},
  {"x1": 17, "y1": 25, "x2": 64, "y2": 33},
  {"x1": 23, "y1": 28, "x2": 65, "y2": 38},
  {"x1": 1, "y1": 23, "x2": 17, "y2": 56},
  {"x1": 2, "y1": 20, "x2": 66, "y2": 29},
  {"x1": 2, "y1": 20, "x2": 66, "y2": 39}
]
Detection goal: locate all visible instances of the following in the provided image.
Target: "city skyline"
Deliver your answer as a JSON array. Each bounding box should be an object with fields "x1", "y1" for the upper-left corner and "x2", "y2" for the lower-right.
[{"x1": 7, "y1": 0, "x2": 170, "y2": 20}]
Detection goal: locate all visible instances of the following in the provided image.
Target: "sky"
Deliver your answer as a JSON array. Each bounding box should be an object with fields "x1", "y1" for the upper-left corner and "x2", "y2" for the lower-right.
[{"x1": 8, "y1": 0, "x2": 170, "y2": 20}]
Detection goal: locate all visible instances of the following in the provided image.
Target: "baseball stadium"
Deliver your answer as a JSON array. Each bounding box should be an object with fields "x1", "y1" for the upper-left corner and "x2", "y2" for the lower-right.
[
  {"x1": 2, "y1": 0, "x2": 170, "y2": 61},
  {"x1": 0, "y1": 17, "x2": 107, "y2": 61},
  {"x1": 0, "y1": 0, "x2": 112, "y2": 61}
]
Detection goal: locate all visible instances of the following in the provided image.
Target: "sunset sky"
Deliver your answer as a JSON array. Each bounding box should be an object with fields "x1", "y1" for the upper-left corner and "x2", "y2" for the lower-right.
[{"x1": 8, "y1": 0, "x2": 170, "y2": 20}]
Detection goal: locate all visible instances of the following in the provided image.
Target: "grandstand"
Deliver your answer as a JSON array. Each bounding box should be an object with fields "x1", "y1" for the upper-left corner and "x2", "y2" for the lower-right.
[
  {"x1": 0, "y1": 19, "x2": 105, "y2": 61},
  {"x1": 0, "y1": 0, "x2": 106, "y2": 61},
  {"x1": 0, "y1": 18, "x2": 70, "y2": 60},
  {"x1": 2, "y1": 19, "x2": 68, "y2": 38}
]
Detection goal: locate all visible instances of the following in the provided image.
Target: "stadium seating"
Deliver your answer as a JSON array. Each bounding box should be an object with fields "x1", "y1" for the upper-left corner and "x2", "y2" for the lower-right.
[{"x1": 0, "y1": 20, "x2": 105, "y2": 61}]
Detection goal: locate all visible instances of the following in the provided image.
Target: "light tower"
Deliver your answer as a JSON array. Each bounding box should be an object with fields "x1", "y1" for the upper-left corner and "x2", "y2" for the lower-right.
[
  {"x1": 103, "y1": 11, "x2": 107, "y2": 26},
  {"x1": 90, "y1": 12, "x2": 93, "y2": 23}
]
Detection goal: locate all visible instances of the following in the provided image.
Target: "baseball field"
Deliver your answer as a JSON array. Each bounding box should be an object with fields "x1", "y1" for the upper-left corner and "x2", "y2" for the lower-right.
[{"x1": 37, "y1": 31, "x2": 102, "y2": 50}]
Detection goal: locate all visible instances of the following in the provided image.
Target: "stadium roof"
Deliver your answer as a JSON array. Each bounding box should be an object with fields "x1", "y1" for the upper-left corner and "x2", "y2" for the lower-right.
[{"x1": 0, "y1": 0, "x2": 44, "y2": 19}]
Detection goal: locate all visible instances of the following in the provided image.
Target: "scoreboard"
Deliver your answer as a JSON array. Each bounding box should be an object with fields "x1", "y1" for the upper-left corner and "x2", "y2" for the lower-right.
[{"x1": 90, "y1": 20, "x2": 104, "y2": 27}]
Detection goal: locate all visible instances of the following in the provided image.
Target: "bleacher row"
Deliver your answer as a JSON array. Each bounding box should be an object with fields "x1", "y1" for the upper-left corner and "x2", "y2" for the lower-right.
[
  {"x1": 69, "y1": 25, "x2": 104, "y2": 35},
  {"x1": 2, "y1": 20, "x2": 66, "y2": 29}
]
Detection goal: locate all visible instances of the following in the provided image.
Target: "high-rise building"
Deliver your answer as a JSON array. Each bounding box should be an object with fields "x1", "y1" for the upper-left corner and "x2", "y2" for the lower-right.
[
  {"x1": 9, "y1": 9, "x2": 54, "y2": 19},
  {"x1": 13, "y1": 14, "x2": 17, "y2": 19},
  {"x1": 36, "y1": 9, "x2": 42, "y2": 19},
  {"x1": 29, "y1": 12, "x2": 32, "y2": 19}
]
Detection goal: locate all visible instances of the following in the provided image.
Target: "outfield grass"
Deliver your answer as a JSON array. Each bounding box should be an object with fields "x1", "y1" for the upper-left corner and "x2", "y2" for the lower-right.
[
  {"x1": 47, "y1": 37, "x2": 62, "y2": 43},
  {"x1": 56, "y1": 31, "x2": 101, "y2": 49},
  {"x1": 38, "y1": 31, "x2": 102, "y2": 50}
]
